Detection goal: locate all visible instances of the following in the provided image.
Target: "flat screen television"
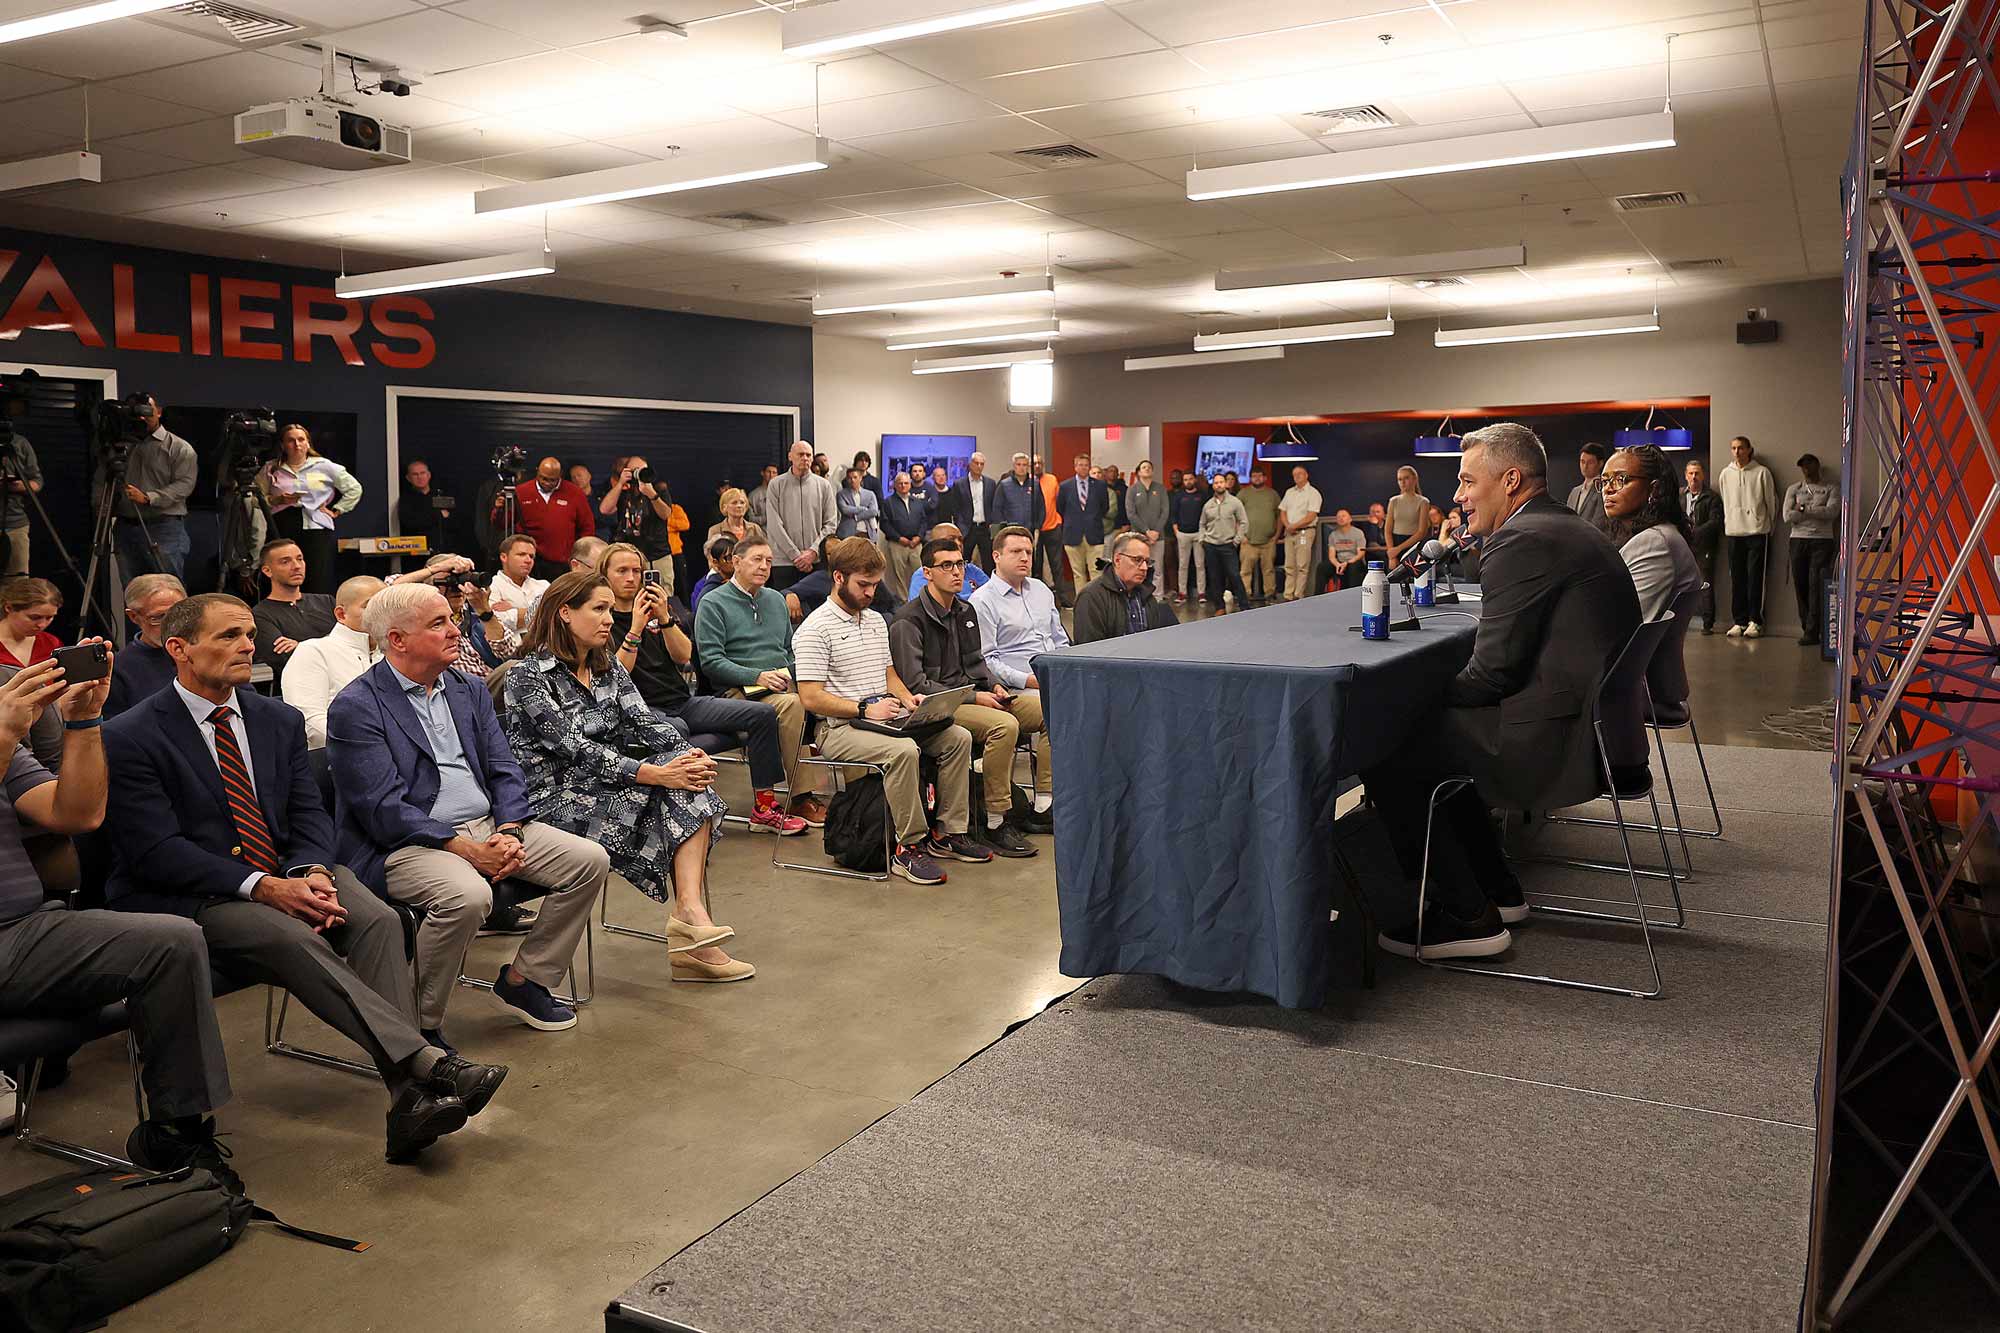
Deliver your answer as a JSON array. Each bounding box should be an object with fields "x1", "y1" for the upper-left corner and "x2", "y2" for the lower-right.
[
  {"x1": 1194, "y1": 434, "x2": 1255, "y2": 479},
  {"x1": 879, "y1": 433, "x2": 977, "y2": 493}
]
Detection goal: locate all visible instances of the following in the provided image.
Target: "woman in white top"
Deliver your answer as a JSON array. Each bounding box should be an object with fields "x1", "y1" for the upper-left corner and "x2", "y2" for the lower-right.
[
  {"x1": 257, "y1": 423, "x2": 363, "y2": 595},
  {"x1": 1603, "y1": 443, "x2": 1701, "y2": 621}
]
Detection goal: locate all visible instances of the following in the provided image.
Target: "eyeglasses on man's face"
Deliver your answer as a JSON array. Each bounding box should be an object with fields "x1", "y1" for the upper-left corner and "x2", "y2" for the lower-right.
[
  {"x1": 929, "y1": 559, "x2": 966, "y2": 572},
  {"x1": 1117, "y1": 552, "x2": 1154, "y2": 567}
]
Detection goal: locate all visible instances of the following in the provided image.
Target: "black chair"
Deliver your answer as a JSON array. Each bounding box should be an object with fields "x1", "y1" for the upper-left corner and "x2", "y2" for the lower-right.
[
  {"x1": 3, "y1": 1007, "x2": 140, "y2": 1168},
  {"x1": 1412, "y1": 612, "x2": 1688, "y2": 999}
]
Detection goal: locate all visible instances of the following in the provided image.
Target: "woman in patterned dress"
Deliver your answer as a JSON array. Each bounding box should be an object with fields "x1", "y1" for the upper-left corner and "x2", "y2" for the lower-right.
[{"x1": 503, "y1": 571, "x2": 753, "y2": 982}]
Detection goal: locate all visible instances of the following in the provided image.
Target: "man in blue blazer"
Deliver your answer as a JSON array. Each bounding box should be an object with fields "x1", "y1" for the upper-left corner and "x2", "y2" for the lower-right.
[
  {"x1": 328, "y1": 583, "x2": 607, "y2": 1041},
  {"x1": 104, "y1": 594, "x2": 505, "y2": 1163},
  {"x1": 1056, "y1": 453, "x2": 1108, "y2": 603},
  {"x1": 947, "y1": 452, "x2": 1003, "y2": 572}
]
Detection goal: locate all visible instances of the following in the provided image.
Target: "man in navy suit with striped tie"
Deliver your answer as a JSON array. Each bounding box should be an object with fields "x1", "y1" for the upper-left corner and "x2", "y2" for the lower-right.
[{"x1": 103, "y1": 593, "x2": 507, "y2": 1163}]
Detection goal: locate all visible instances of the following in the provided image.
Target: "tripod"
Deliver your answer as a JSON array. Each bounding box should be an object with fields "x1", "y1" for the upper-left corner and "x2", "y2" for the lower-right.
[
  {"x1": 0, "y1": 442, "x2": 122, "y2": 640},
  {"x1": 215, "y1": 477, "x2": 273, "y2": 597},
  {"x1": 79, "y1": 448, "x2": 168, "y2": 638}
]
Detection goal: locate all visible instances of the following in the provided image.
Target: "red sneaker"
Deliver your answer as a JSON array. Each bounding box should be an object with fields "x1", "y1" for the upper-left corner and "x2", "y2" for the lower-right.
[{"x1": 748, "y1": 804, "x2": 809, "y2": 836}]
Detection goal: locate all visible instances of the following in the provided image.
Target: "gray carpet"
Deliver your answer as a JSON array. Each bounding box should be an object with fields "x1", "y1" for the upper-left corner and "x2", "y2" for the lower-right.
[{"x1": 613, "y1": 745, "x2": 1827, "y2": 1332}]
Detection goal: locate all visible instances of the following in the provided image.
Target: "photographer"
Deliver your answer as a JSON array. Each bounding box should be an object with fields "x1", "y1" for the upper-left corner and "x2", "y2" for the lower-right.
[
  {"x1": 0, "y1": 386, "x2": 43, "y2": 576},
  {"x1": 93, "y1": 393, "x2": 196, "y2": 580},
  {"x1": 598, "y1": 454, "x2": 682, "y2": 592},
  {"x1": 427, "y1": 553, "x2": 517, "y2": 679}
]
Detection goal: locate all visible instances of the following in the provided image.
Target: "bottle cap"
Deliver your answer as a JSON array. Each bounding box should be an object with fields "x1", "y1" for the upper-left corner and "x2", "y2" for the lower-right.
[{"x1": 1367, "y1": 560, "x2": 1385, "y2": 569}]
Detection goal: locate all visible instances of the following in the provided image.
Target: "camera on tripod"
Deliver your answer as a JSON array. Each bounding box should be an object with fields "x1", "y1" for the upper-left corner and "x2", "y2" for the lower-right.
[
  {"x1": 221, "y1": 408, "x2": 277, "y2": 489},
  {"x1": 491, "y1": 444, "x2": 527, "y2": 480},
  {"x1": 87, "y1": 394, "x2": 153, "y2": 476}
]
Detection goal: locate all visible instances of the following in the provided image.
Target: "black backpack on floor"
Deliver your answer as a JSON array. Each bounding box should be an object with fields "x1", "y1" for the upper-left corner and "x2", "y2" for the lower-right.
[{"x1": 822, "y1": 755, "x2": 939, "y2": 872}]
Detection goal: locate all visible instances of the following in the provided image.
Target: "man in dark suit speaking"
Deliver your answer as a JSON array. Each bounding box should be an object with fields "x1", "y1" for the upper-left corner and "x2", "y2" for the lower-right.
[
  {"x1": 1056, "y1": 454, "x2": 1108, "y2": 605},
  {"x1": 1366, "y1": 423, "x2": 1641, "y2": 960},
  {"x1": 104, "y1": 593, "x2": 507, "y2": 1163}
]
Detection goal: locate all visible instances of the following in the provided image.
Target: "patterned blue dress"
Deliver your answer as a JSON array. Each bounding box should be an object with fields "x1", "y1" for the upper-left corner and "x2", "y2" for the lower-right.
[{"x1": 502, "y1": 651, "x2": 728, "y2": 904}]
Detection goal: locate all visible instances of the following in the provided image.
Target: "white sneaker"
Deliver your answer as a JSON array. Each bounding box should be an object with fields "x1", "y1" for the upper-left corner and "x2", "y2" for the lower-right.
[
  {"x1": 1745, "y1": 622, "x2": 1762, "y2": 638},
  {"x1": 1725, "y1": 624, "x2": 1745, "y2": 638}
]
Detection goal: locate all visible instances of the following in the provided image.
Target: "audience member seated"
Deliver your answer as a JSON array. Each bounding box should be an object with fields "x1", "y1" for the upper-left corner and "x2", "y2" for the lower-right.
[
  {"x1": 490, "y1": 533, "x2": 548, "y2": 633},
  {"x1": 0, "y1": 578, "x2": 62, "y2": 668},
  {"x1": 104, "y1": 594, "x2": 504, "y2": 1162},
  {"x1": 568, "y1": 536, "x2": 607, "y2": 577},
  {"x1": 280, "y1": 575, "x2": 381, "y2": 748},
  {"x1": 906, "y1": 523, "x2": 989, "y2": 601},
  {"x1": 969, "y1": 526, "x2": 1066, "y2": 826},
  {"x1": 689, "y1": 535, "x2": 734, "y2": 613},
  {"x1": 796, "y1": 540, "x2": 986, "y2": 885},
  {"x1": 0, "y1": 660, "x2": 63, "y2": 772},
  {"x1": 889, "y1": 539, "x2": 1039, "y2": 859},
  {"x1": 106, "y1": 573, "x2": 186, "y2": 717},
  {"x1": 692, "y1": 536, "x2": 829, "y2": 828},
  {"x1": 1073, "y1": 532, "x2": 1171, "y2": 645},
  {"x1": 503, "y1": 573, "x2": 750, "y2": 982},
  {"x1": 0, "y1": 650, "x2": 250, "y2": 1185},
  {"x1": 328, "y1": 584, "x2": 609, "y2": 1040},
  {"x1": 787, "y1": 535, "x2": 905, "y2": 621},
  {"x1": 1362, "y1": 502, "x2": 1390, "y2": 566},
  {"x1": 251, "y1": 539, "x2": 334, "y2": 688},
  {"x1": 600, "y1": 543, "x2": 805, "y2": 837},
  {"x1": 1362, "y1": 424, "x2": 1640, "y2": 960},
  {"x1": 1603, "y1": 443, "x2": 1702, "y2": 619},
  {"x1": 1318, "y1": 508, "x2": 1366, "y2": 592},
  {"x1": 428, "y1": 554, "x2": 516, "y2": 679}
]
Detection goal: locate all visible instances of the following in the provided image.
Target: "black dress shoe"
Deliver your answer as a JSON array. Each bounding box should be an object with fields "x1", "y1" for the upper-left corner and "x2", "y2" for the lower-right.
[
  {"x1": 385, "y1": 1085, "x2": 468, "y2": 1162},
  {"x1": 1378, "y1": 902, "x2": 1512, "y2": 960},
  {"x1": 1018, "y1": 808, "x2": 1054, "y2": 835},
  {"x1": 981, "y1": 822, "x2": 1038, "y2": 858},
  {"x1": 128, "y1": 1117, "x2": 244, "y2": 1195},
  {"x1": 477, "y1": 903, "x2": 535, "y2": 936},
  {"x1": 1489, "y1": 879, "x2": 1529, "y2": 925},
  {"x1": 427, "y1": 1055, "x2": 508, "y2": 1117}
]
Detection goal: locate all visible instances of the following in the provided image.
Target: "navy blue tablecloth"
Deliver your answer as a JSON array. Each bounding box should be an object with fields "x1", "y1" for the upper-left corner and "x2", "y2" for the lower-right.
[{"x1": 1035, "y1": 588, "x2": 1478, "y2": 1008}]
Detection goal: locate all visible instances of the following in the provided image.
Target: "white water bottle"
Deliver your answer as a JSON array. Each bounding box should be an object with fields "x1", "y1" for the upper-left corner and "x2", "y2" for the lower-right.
[
  {"x1": 1361, "y1": 561, "x2": 1389, "y2": 640},
  {"x1": 1413, "y1": 561, "x2": 1435, "y2": 607}
]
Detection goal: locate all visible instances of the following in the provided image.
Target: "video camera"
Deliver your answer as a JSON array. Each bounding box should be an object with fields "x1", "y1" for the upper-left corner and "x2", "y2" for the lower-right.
[
  {"x1": 86, "y1": 393, "x2": 154, "y2": 476},
  {"x1": 491, "y1": 443, "x2": 527, "y2": 481},
  {"x1": 221, "y1": 408, "x2": 278, "y2": 488},
  {"x1": 0, "y1": 368, "x2": 37, "y2": 468}
]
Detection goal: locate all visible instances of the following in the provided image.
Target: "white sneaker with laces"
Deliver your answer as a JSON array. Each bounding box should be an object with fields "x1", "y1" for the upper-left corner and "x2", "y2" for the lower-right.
[
  {"x1": 1725, "y1": 624, "x2": 1745, "y2": 638},
  {"x1": 1745, "y1": 621, "x2": 1762, "y2": 638}
]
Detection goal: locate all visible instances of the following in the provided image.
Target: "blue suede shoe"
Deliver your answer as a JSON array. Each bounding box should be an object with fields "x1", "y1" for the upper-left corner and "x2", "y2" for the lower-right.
[{"x1": 491, "y1": 968, "x2": 577, "y2": 1032}]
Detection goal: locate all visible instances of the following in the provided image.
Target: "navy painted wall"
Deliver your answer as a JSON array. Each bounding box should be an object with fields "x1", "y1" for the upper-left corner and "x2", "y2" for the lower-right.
[{"x1": 0, "y1": 225, "x2": 814, "y2": 547}]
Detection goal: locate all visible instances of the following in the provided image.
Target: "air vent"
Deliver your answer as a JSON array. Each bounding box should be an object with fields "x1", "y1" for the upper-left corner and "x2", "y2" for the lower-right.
[
  {"x1": 1300, "y1": 103, "x2": 1399, "y2": 135},
  {"x1": 1001, "y1": 143, "x2": 1102, "y2": 169},
  {"x1": 1668, "y1": 257, "x2": 1732, "y2": 272},
  {"x1": 169, "y1": 1, "x2": 300, "y2": 41},
  {"x1": 1409, "y1": 276, "x2": 1468, "y2": 289},
  {"x1": 698, "y1": 210, "x2": 788, "y2": 230},
  {"x1": 1612, "y1": 190, "x2": 1690, "y2": 212}
]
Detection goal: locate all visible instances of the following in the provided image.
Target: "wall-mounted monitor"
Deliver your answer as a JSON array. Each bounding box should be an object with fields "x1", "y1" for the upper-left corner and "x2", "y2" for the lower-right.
[
  {"x1": 1194, "y1": 434, "x2": 1255, "y2": 479},
  {"x1": 879, "y1": 433, "x2": 977, "y2": 493}
]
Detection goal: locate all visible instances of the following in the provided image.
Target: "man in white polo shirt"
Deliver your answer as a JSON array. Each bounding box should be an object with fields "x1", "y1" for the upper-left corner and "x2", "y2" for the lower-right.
[
  {"x1": 488, "y1": 533, "x2": 548, "y2": 633},
  {"x1": 794, "y1": 538, "x2": 986, "y2": 886}
]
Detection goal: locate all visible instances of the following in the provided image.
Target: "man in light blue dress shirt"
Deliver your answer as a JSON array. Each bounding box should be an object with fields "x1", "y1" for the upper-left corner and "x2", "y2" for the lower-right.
[{"x1": 969, "y1": 526, "x2": 1067, "y2": 822}]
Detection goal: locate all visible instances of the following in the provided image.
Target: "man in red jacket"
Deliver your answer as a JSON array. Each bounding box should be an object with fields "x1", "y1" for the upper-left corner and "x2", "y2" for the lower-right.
[{"x1": 500, "y1": 455, "x2": 594, "y2": 581}]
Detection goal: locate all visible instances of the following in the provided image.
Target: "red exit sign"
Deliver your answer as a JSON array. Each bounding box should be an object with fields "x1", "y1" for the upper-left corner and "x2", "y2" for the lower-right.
[{"x1": 0, "y1": 249, "x2": 437, "y2": 369}]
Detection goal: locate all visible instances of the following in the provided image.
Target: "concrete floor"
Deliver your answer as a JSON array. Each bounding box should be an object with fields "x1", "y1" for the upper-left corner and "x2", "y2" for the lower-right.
[{"x1": 0, "y1": 621, "x2": 1833, "y2": 1333}]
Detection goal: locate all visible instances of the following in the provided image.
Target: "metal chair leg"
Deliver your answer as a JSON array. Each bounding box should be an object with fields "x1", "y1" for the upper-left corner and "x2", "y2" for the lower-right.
[
  {"x1": 264, "y1": 986, "x2": 379, "y2": 1079},
  {"x1": 12, "y1": 1054, "x2": 134, "y2": 1169},
  {"x1": 771, "y1": 757, "x2": 893, "y2": 881},
  {"x1": 1679, "y1": 713, "x2": 1724, "y2": 838}
]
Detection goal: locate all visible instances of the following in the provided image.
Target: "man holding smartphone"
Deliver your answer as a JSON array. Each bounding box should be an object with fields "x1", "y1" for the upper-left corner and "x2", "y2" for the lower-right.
[{"x1": 691, "y1": 536, "x2": 828, "y2": 827}]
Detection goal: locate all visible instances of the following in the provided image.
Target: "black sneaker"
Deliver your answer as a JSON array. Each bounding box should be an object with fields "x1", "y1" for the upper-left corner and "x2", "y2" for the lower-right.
[
  {"x1": 981, "y1": 822, "x2": 1037, "y2": 858},
  {"x1": 1378, "y1": 902, "x2": 1512, "y2": 960},
  {"x1": 386, "y1": 1084, "x2": 468, "y2": 1163},
  {"x1": 926, "y1": 832, "x2": 994, "y2": 863},
  {"x1": 1489, "y1": 879, "x2": 1529, "y2": 926},
  {"x1": 477, "y1": 902, "x2": 535, "y2": 936},
  {"x1": 492, "y1": 967, "x2": 577, "y2": 1032},
  {"x1": 128, "y1": 1118, "x2": 244, "y2": 1195},
  {"x1": 1019, "y1": 806, "x2": 1054, "y2": 835},
  {"x1": 892, "y1": 843, "x2": 946, "y2": 885},
  {"x1": 425, "y1": 1054, "x2": 508, "y2": 1117}
]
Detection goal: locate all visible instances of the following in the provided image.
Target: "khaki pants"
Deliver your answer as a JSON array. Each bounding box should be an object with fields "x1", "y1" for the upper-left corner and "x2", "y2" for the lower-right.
[
  {"x1": 955, "y1": 691, "x2": 1054, "y2": 816},
  {"x1": 2, "y1": 527, "x2": 25, "y2": 576},
  {"x1": 1241, "y1": 539, "x2": 1276, "y2": 601},
  {"x1": 1284, "y1": 531, "x2": 1316, "y2": 599},
  {"x1": 817, "y1": 720, "x2": 972, "y2": 844},
  {"x1": 649, "y1": 552, "x2": 675, "y2": 596},
  {"x1": 1173, "y1": 529, "x2": 1204, "y2": 600},
  {"x1": 726, "y1": 687, "x2": 821, "y2": 799},
  {"x1": 1065, "y1": 541, "x2": 1100, "y2": 588},
  {"x1": 383, "y1": 817, "x2": 608, "y2": 1029},
  {"x1": 882, "y1": 538, "x2": 920, "y2": 599}
]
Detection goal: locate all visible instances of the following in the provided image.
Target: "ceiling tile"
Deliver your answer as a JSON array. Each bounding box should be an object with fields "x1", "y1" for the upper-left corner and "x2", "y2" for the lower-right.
[
  {"x1": 0, "y1": 60, "x2": 74, "y2": 100},
  {"x1": 720, "y1": 54, "x2": 939, "y2": 115},
  {"x1": 1439, "y1": 0, "x2": 1754, "y2": 48},
  {"x1": 831, "y1": 184, "x2": 1006, "y2": 214},
  {"x1": 773, "y1": 85, "x2": 1010, "y2": 140},
  {"x1": 5, "y1": 85, "x2": 210, "y2": 140},
  {"x1": 1506, "y1": 51, "x2": 1769, "y2": 112},
  {"x1": 327, "y1": 10, "x2": 552, "y2": 75},
  {"x1": 0, "y1": 24, "x2": 230, "y2": 81},
  {"x1": 420, "y1": 51, "x2": 653, "y2": 115},
  {"x1": 972, "y1": 50, "x2": 1211, "y2": 113},
  {"x1": 893, "y1": 8, "x2": 1163, "y2": 83},
  {"x1": 262, "y1": 1, "x2": 426, "y2": 28},
  {"x1": 1182, "y1": 9, "x2": 1464, "y2": 83},
  {"x1": 1109, "y1": 0, "x2": 1458, "y2": 48},
  {"x1": 107, "y1": 52, "x2": 321, "y2": 115},
  {"x1": 411, "y1": 118, "x2": 583, "y2": 164},
  {"x1": 851, "y1": 118, "x2": 1063, "y2": 163},
  {"x1": 481, "y1": 142, "x2": 654, "y2": 181},
  {"x1": 440, "y1": 0, "x2": 673, "y2": 47},
  {"x1": 1768, "y1": 39, "x2": 1861, "y2": 85},
  {"x1": 1083, "y1": 114, "x2": 1311, "y2": 162}
]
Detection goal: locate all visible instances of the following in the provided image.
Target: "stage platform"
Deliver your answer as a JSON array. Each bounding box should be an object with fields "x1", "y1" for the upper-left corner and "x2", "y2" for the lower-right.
[{"x1": 609, "y1": 741, "x2": 1830, "y2": 1333}]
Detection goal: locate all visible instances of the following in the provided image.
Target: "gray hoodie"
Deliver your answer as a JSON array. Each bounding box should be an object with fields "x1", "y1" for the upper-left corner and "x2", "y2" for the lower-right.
[{"x1": 1125, "y1": 478, "x2": 1170, "y2": 534}]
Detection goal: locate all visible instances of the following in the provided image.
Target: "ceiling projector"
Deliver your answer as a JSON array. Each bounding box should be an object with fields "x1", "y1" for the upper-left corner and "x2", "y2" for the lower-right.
[{"x1": 235, "y1": 96, "x2": 412, "y2": 170}]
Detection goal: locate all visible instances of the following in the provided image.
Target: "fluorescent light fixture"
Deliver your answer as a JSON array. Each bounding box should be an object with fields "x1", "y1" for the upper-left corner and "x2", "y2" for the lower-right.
[
  {"x1": 783, "y1": 0, "x2": 1100, "y2": 59},
  {"x1": 475, "y1": 139, "x2": 830, "y2": 216},
  {"x1": 1216, "y1": 245, "x2": 1526, "y2": 292},
  {"x1": 911, "y1": 347, "x2": 1053, "y2": 375},
  {"x1": 885, "y1": 319, "x2": 1061, "y2": 351},
  {"x1": 1008, "y1": 359, "x2": 1054, "y2": 409},
  {"x1": 335, "y1": 250, "x2": 555, "y2": 299},
  {"x1": 1123, "y1": 347, "x2": 1285, "y2": 371},
  {"x1": 1193, "y1": 317, "x2": 1393, "y2": 352},
  {"x1": 815, "y1": 273, "x2": 1053, "y2": 316},
  {"x1": 1186, "y1": 111, "x2": 1674, "y2": 201},
  {"x1": 0, "y1": 0, "x2": 178, "y2": 44},
  {"x1": 0, "y1": 151, "x2": 101, "y2": 193},
  {"x1": 1434, "y1": 312, "x2": 1660, "y2": 347}
]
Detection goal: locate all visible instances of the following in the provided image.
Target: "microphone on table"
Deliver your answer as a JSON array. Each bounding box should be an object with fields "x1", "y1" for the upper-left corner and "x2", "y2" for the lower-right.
[{"x1": 1387, "y1": 537, "x2": 1458, "y2": 584}]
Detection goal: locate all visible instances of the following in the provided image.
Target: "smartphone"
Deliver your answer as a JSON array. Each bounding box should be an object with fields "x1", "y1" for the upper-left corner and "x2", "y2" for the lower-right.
[
  {"x1": 642, "y1": 569, "x2": 663, "y2": 590},
  {"x1": 51, "y1": 642, "x2": 110, "y2": 684}
]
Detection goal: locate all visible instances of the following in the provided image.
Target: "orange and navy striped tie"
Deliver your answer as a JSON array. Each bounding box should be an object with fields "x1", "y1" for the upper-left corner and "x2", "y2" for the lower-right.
[{"x1": 207, "y1": 706, "x2": 279, "y2": 875}]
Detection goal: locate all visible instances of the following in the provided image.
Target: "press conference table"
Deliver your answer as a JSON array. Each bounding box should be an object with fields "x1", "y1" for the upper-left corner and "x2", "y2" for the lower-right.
[{"x1": 1034, "y1": 587, "x2": 1480, "y2": 1009}]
